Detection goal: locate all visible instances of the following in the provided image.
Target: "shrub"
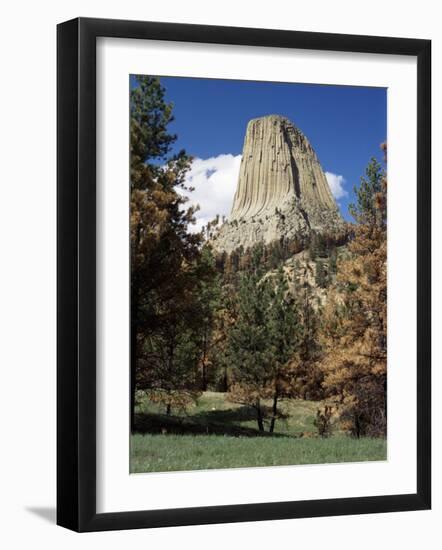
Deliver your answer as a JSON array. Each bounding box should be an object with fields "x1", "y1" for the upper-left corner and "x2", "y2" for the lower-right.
[{"x1": 314, "y1": 405, "x2": 334, "y2": 438}]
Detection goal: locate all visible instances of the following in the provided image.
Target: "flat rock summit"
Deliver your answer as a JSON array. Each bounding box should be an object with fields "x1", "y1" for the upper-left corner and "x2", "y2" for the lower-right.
[{"x1": 211, "y1": 115, "x2": 344, "y2": 253}]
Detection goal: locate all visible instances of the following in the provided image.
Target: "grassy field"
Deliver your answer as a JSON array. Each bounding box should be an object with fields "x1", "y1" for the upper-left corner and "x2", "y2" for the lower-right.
[{"x1": 131, "y1": 391, "x2": 387, "y2": 473}]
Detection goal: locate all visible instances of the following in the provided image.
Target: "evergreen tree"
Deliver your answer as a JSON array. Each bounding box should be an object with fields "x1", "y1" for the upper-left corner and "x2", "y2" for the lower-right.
[
  {"x1": 349, "y1": 156, "x2": 386, "y2": 228},
  {"x1": 309, "y1": 231, "x2": 328, "y2": 260},
  {"x1": 139, "y1": 310, "x2": 201, "y2": 415},
  {"x1": 328, "y1": 246, "x2": 338, "y2": 276},
  {"x1": 290, "y1": 278, "x2": 324, "y2": 401},
  {"x1": 320, "y1": 147, "x2": 387, "y2": 436},
  {"x1": 193, "y1": 246, "x2": 222, "y2": 390},
  {"x1": 266, "y1": 267, "x2": 302, "y2": 432},
  {"x1": 130, "y1": 76, "x2": 206, "y2": 428},
  {"x1": 226, "y1": 258, "x2": 273, "y2": 431},
  {"x1": 315, "y1": 259, "x2": 328, "y2": 288},
  {"x1": 226, "y1": 261, "x2": 302, "y2": 432}
]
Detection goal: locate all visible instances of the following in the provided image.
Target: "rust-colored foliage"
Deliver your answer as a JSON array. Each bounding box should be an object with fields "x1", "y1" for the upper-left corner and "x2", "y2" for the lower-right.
[{"x1": 319, "y1": 148, "x2": 387, "y2": 437}]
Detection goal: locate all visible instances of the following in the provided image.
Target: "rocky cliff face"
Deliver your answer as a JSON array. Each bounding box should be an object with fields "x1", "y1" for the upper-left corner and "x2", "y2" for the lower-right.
[{"x1": 211, "y1": 115, "x2": 344, "y2": 253}]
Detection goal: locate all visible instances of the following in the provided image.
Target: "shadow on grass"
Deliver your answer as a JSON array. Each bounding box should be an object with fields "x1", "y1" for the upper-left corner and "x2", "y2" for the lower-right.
[
  {"x1": 192, "y1": 405, "x2": 258, "y2": 424},
  {"x1": 134, "y1": 406, "x2": 290, "y2": 438}
]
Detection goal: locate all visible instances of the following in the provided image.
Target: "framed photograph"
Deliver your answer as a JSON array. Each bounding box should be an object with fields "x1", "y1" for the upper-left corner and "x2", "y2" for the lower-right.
[{"x1": 57, "y1": 17, "x2": 431, "y2": 532}]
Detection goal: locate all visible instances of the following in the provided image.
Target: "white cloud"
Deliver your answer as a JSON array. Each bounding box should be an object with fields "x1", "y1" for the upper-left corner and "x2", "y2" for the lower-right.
[
  {"x1": 325, "y1": 172, "x2": 348, "y2": 200},
  {"x1": 180, "y1": 160, "x2": 347, "y2": 233},
  {"x1": 181, "y1": 154, "x2": 241, "y2": 233}
]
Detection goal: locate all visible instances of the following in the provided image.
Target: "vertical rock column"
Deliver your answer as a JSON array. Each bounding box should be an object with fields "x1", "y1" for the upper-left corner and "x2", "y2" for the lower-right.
[
  {"x1": 211, "y1": 114, "x2": 343, "y2": 253},
  {"x1": 230, "y1": 115, "x2": 336, "y2": 221}
]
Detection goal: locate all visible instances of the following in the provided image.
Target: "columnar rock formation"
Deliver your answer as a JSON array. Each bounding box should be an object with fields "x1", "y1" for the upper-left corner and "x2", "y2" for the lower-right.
[{"x1": 211, "y1": 115, "x2": 344, "y2": 253}]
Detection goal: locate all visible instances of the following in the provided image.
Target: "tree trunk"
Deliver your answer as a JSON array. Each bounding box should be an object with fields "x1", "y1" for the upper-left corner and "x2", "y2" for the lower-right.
[
  {"x1": 130, "y1": 286, "x2": 140, "y2": 434},
  {"x1": 201, "y1": 362, "x2": 207, "y2": 392},
  {"x1": 222, "y1": 367, "x2": 228, "y2": 392},
  {"x1": 130, "y1": 223, "x2": 142, "y2": 434},
  {"x1": 201, "y1": 330, "x2": 208, "y2": 391},
  {"x1": 354, "y1": 414, "x2": 361, "y2": 439},
  {"x1": 166, "y1": 403, "x2": 171, "y2": 416},
  {"x1": 256, "y1": 400, "x2": 265, "y2": 432},
  {"x1": 269, "y1": 392, "x2": 278, "y2": 433}
]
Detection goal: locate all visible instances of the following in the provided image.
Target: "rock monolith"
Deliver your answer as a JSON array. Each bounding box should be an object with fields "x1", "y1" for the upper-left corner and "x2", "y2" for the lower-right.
[{"x1": 211, "y1": 115, "x2": 344, "y2": 252}]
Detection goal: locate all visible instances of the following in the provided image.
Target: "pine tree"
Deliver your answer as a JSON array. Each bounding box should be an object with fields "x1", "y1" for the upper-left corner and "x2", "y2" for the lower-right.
[
  {"x1": 193, "y1": 246, "x2": 222, "y2": 390},
  {"x1": 226, "y1": 262, "x2": 302, "y2": 432},
  {"x1": 349, "y1": 156, "x2": 386, "y2": 228},
  {"x1": 266, "y1": 267, "x2": 302, "y2": 432},
  {"x1": 290, "y1": 277, "x2": 324, "y2": 401},
  {"x1": 329, "y1": 246, "x2": 338, "y2": 276},
  {"x1": 309, "y1": 231, "x2": 328, "y2": 261},
  {"x1": 320, "y1": 147, "x2": 387, "y2": 437},
  {"x1": 315, "y1": 259, "x2": 328, "y2": 288},
  {"x1": 226, "y1": 258, "x2": 273, "y2": 431},
  {"x1": 130, "y1": 76, "x2": 207, "y2": 427},
  {"x1": 139, "y1": 312, "x2": 201, "y2": 415}
]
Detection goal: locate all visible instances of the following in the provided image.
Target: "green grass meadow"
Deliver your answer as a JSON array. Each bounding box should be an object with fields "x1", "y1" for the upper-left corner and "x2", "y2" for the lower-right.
[{"x1": 130, "y1": 392, "x2": 387, "y2": 473}]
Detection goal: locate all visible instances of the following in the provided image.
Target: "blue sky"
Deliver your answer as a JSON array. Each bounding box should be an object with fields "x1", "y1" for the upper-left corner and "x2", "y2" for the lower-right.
[{"x1": 132, "y1": 75, "x2": 386, "y2": 226}]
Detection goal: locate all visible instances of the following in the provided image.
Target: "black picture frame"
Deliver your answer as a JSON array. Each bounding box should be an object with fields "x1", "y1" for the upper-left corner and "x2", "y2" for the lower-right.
[{"x1": 57, "y1": 17, "x2": 431, "y2": 532}]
